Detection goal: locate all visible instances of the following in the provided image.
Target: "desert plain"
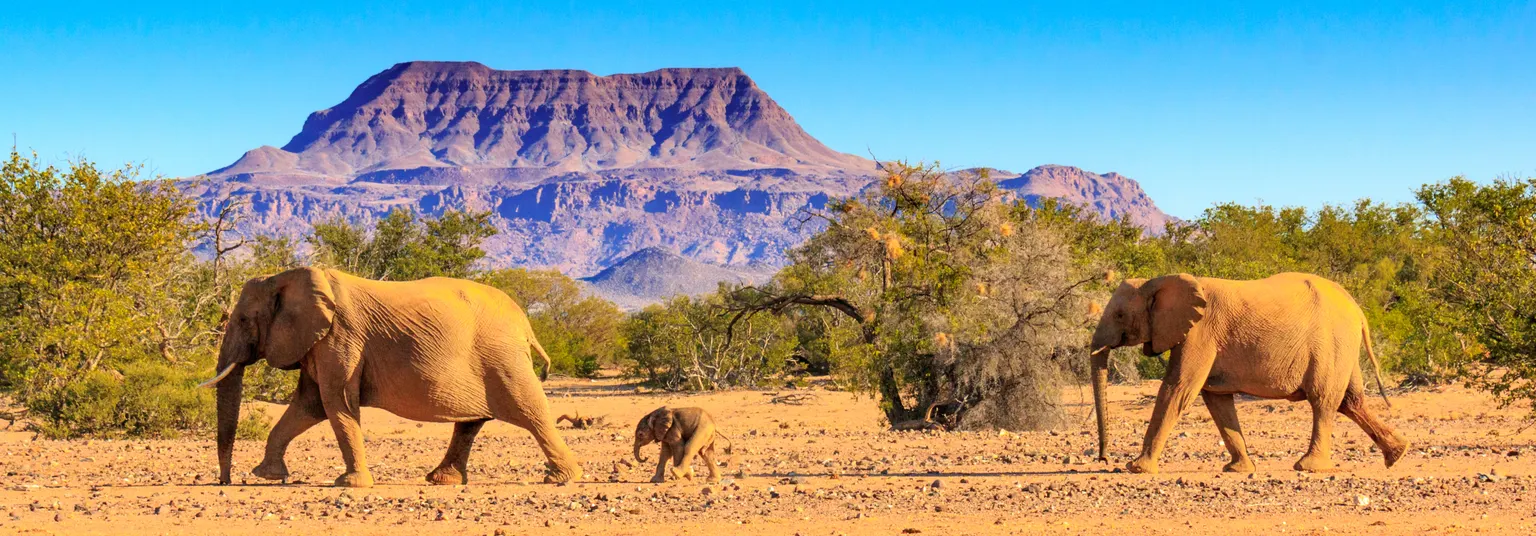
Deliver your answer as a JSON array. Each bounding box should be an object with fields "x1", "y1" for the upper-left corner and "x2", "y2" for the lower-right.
[{"x1": 2, "y1": 376, "x2": 1532, "y2": 535}]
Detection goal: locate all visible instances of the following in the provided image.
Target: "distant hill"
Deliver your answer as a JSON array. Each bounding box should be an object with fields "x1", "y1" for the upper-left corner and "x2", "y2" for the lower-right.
[
  {"x1": 176, "y1": 61, "x2": 1175, "y2": 306},
  {"x1": 581, "y1": 247, "x2": 774, "y2": 310},
  {"x1": 987, "y1": 165, "x2": 1176, "y2": 231}
]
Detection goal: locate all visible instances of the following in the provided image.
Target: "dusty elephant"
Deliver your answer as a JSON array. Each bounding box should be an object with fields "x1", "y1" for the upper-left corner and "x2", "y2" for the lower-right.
[
  {"x1": 202, "y1": 267, "x2": 579, "y2": 487},
  {"x1": 632, "y1": 407, "x2": 733, "y2": 483},
  {"x1": 1088, "y1": 272, "x2": 1410, "y2": 474}
]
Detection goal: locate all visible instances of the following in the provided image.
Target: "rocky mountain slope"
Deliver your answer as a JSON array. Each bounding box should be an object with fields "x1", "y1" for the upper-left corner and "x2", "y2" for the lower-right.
[
  {"x1": 180, "y1": 61, "x2": 1175, "y2": 304},
  {"x1": 581, "y1": 247, "x2": 775, "y2": 310},
  {"x1": 988, "y1": 165, "x2": 1176, "y2": 231}
]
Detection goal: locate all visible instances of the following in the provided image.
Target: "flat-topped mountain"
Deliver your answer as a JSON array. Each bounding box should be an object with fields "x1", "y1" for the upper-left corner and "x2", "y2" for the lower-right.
[
  {"x1": 182, "y1": 62, "x2": 1175, "y2": 304},
  {"x1": 212, "y1": 62, "x2": 873, "y2": 183}
]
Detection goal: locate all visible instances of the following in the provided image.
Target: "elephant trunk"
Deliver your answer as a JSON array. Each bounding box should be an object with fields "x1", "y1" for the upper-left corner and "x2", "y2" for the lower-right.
[
  {"x1": 1090, "y1": 347, "x2": 1110, "y2": 462},
  {"x1": 633, "y1": 440, "x2": 648, "y2": 463},
  {"x1": 210, "y1": 327, "x2": 252, "y2": 485},
  {"x1": 214, "y1": 363, "x2": 246, "y2": 485}
]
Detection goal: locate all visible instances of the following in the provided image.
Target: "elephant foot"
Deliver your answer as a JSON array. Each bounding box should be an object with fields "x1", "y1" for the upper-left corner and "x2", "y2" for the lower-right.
[
  {"x1": 649, "y1": 474, "x2": 667, "y2": 484},
  {"x1": 426, "y1": 465, "x2": 466, "y2": 485},
  {"x1": 251, "y1": 460, "x2": 290, "y2": 482},
  {"x1": 1222, "y1": 458, "x2": 1255, "y2": 473},
  {"x1": 1293, "y1": 455, "x2": 1337, "y2": 473},
  {"x1": 1382, "y1": 438, "x2": 1411, "y2": 468},
  {"x1": 706, "y1": 474, "x2": 721, "y2": 484},
  {"x1": 1126, "y1": 457, "x2": 1159, "y2": 474},
  {"x1": 541, "y1": 462, "x2": 582, "y2": 485},
  {"x1": 333, "y1": 471, "x2": 375, "y2": 488}
]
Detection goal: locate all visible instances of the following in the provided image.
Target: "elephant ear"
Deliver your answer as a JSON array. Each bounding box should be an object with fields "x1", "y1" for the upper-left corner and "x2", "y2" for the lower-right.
[
  {"x1": 262, "y1": 267, "x2": 337, "y2": 370},
  {"x1": 1139, "y1": 273, "x2": 1207, "y2": 355},
  {"x1": 653, "y1": 409, "x2": 682, "y2": 443}
]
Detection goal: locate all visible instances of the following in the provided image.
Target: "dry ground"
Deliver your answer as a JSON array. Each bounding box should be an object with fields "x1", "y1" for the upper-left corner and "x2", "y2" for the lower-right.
[{"x1": 2, "y1": 377, "x2": 1533, "y2": 535}]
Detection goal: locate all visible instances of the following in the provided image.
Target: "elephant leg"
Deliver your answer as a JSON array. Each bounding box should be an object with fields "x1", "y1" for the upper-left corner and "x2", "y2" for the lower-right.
[
  {"x1": 253, "y1": 371, "x2": 326, "y2": 482},
  {"x1": 1201, "y1": 391, "x2": 1254, "y2": 473},
  {"x1": 671, "y1": 427, "x2": 712, "y2": 481},
  {"x1": 427, "y1": 419, "x2": 488, "y2": 485},
  {"x1": 317, "y1": 375, "x2": 373, "y2": 487},
  {"x1": 651, "y1": 444, "x2": 672, "y2": 483},
  {"x1": 1129, "y1": 347, "x2": 1215, "y2": 474},
  {"x1": 486, "y1": 362, "x2": 583, "y2": 484},
  {"x1": 1296, "y1": 388, "x2": 1344, "y2": 473},
  {"x1": 1338, "y1": 377, "x2": 1410, "y2": 468},
  {"x1": 672, "y1": 439, "x2": 697, "y2": 479},
  {"x1": 699, "y1": 443, "x2": 721, "y2": 484}
]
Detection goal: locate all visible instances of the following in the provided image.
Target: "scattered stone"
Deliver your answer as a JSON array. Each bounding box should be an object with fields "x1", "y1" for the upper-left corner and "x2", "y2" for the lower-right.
[
  {"x1": 1355, "y1": 495, "x2": 1371, "y2": 507},
  {"x1": 1478, "y1": 469, "x2": 1506, "y2": 483}
]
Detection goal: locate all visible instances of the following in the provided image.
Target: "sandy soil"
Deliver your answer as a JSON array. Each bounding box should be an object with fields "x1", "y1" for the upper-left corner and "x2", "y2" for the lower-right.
[{"x1": 2, "y1": 377, "x2": 1533, "y2": 535}]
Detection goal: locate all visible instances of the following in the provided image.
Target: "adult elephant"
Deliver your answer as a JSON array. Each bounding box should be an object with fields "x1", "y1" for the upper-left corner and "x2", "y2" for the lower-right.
[
  {"x1": 201, "y1": 267, "x2": 579, "y2": 487},
  {"x1": 1087, "y1": 272, "x2": 1409, "y2": 474}
]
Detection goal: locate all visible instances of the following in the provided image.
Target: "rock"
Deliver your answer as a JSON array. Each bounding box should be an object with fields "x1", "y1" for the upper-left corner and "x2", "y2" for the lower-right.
[{"x1": 1355, "y1": 495, "x2": 1371, "y2": 507}]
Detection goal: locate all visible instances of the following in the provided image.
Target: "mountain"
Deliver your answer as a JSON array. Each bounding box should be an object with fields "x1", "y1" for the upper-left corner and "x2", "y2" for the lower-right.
[
  {"x1": 988, "y1": 165, "x2": 1176, "y2": 231},
  {"x1": 180, "y1": 61, "x2": 1174, "y2": 304},
  {"x1": 210, "y1": 61, "x2": 871, "y2": 182},
  {"x1": 581, "y1": 247, "x2": 775, "y2": 310}
]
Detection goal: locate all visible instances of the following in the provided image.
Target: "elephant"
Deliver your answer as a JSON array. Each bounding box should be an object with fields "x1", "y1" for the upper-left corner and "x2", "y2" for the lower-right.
[
  {"x1": 200, "y1": 266, "x2": 580, "y2": 487},
  {"x1": 1087, "y1": 272, "x2": 1410, "y2": 474},
  {"x1": 632, "y1": 407, "x2": 733, "y2": 483}
]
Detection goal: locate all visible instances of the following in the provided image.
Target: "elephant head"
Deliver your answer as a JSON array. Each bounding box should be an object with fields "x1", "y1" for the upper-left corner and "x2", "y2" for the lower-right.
[
  {"x1": 201, "y1": 267, "x2": 336, "y2": 484},
  {"x1": 1086, "y1": 274, "x2": 1206, "y2": 461},
  {"x1": 632, "y1": 407, "x2": 679, "y2": 463}
]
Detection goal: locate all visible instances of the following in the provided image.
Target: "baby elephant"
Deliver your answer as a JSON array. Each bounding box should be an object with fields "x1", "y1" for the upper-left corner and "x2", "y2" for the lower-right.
[{"x1": 632, "y1": 407, "x2": 733, "y2": 483}]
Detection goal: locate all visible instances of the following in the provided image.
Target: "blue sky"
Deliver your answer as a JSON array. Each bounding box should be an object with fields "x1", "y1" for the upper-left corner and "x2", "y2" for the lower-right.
[{"x1": 2, "y1": 1, "x2": 1532, "y2": 218}]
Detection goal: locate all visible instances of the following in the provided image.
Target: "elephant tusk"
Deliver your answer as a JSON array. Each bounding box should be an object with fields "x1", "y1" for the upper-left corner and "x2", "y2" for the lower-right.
[
  {"x1": 199, "y1": 363, "x2": 237, "y2": 389},
  {"x1": 1090, "y1": 346, "x2": 1111, "y2": 355}
]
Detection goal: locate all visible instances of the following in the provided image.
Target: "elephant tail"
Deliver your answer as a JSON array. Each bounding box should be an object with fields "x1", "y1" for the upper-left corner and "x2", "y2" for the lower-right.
[
  {"x1": 1362, "y1": 323, "x2": 1392, "y2": 409},
  {"x1": 715, "y1": 431, "x2": 735, "y2": 455},
  {"x1": 528, "y1": 330, "x2": 552, "y2": 381}
]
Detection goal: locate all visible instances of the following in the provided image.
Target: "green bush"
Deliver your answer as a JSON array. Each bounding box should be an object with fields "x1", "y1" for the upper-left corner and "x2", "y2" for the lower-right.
[
  {"x1": 236, "y1": 406, "x2": 273, "y2": 440},
  {"x1": 478, "y1": 268, "x2": 625, "y2": 378},
  {"x1": 1135, "y1": 353, "x2": 1167, "y2": 381},
  {"x1": 29, "y1": 361, "x2": 214, "y2": 439},
  {"x1": 624, "y1": 291, "x2": 797, "y2": 390}
]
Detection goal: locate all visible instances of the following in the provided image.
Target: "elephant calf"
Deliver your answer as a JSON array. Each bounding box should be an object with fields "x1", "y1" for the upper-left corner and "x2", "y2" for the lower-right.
[
  {"x1": 201, "y1": 267, "x2": 578, "y2": 487},
  {"x1": 633, "y1": 407, "x2": 734, "y2": 483},
  {"x1": 1088, "y1": 272, "x2": 1410, "y2": 474}
]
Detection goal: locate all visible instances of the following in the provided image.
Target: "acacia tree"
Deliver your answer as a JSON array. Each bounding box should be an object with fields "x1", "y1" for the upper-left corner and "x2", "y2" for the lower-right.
[
  {"x1": 726, "y1": 162, "x2": 1100, "y2": 430},
  {"x1": 0, "y1": 151, "x2": 217, "y2": 437},
  {"x1": 1417, "y1": 176, "x2": 1536, "y2": 413}
]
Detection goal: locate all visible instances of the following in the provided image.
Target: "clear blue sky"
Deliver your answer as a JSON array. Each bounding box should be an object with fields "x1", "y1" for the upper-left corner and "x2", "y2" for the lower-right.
[{"x1": 3, "y1": 1, "x2": 1532, "y2": 218}]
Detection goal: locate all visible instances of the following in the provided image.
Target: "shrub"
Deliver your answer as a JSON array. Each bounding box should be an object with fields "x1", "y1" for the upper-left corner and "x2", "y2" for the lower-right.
[{"x1": 624, "y1": 291, "x2": 797, "y2": 390}]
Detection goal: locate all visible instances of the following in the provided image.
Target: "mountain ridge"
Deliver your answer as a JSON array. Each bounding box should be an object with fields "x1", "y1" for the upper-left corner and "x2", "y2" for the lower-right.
[
  {"x1": 213, "y1": 61, "x2": 874, "y2": 182},
  {"x1": 182, "y1": 61, "x2": 1176, "y2": 304}
]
